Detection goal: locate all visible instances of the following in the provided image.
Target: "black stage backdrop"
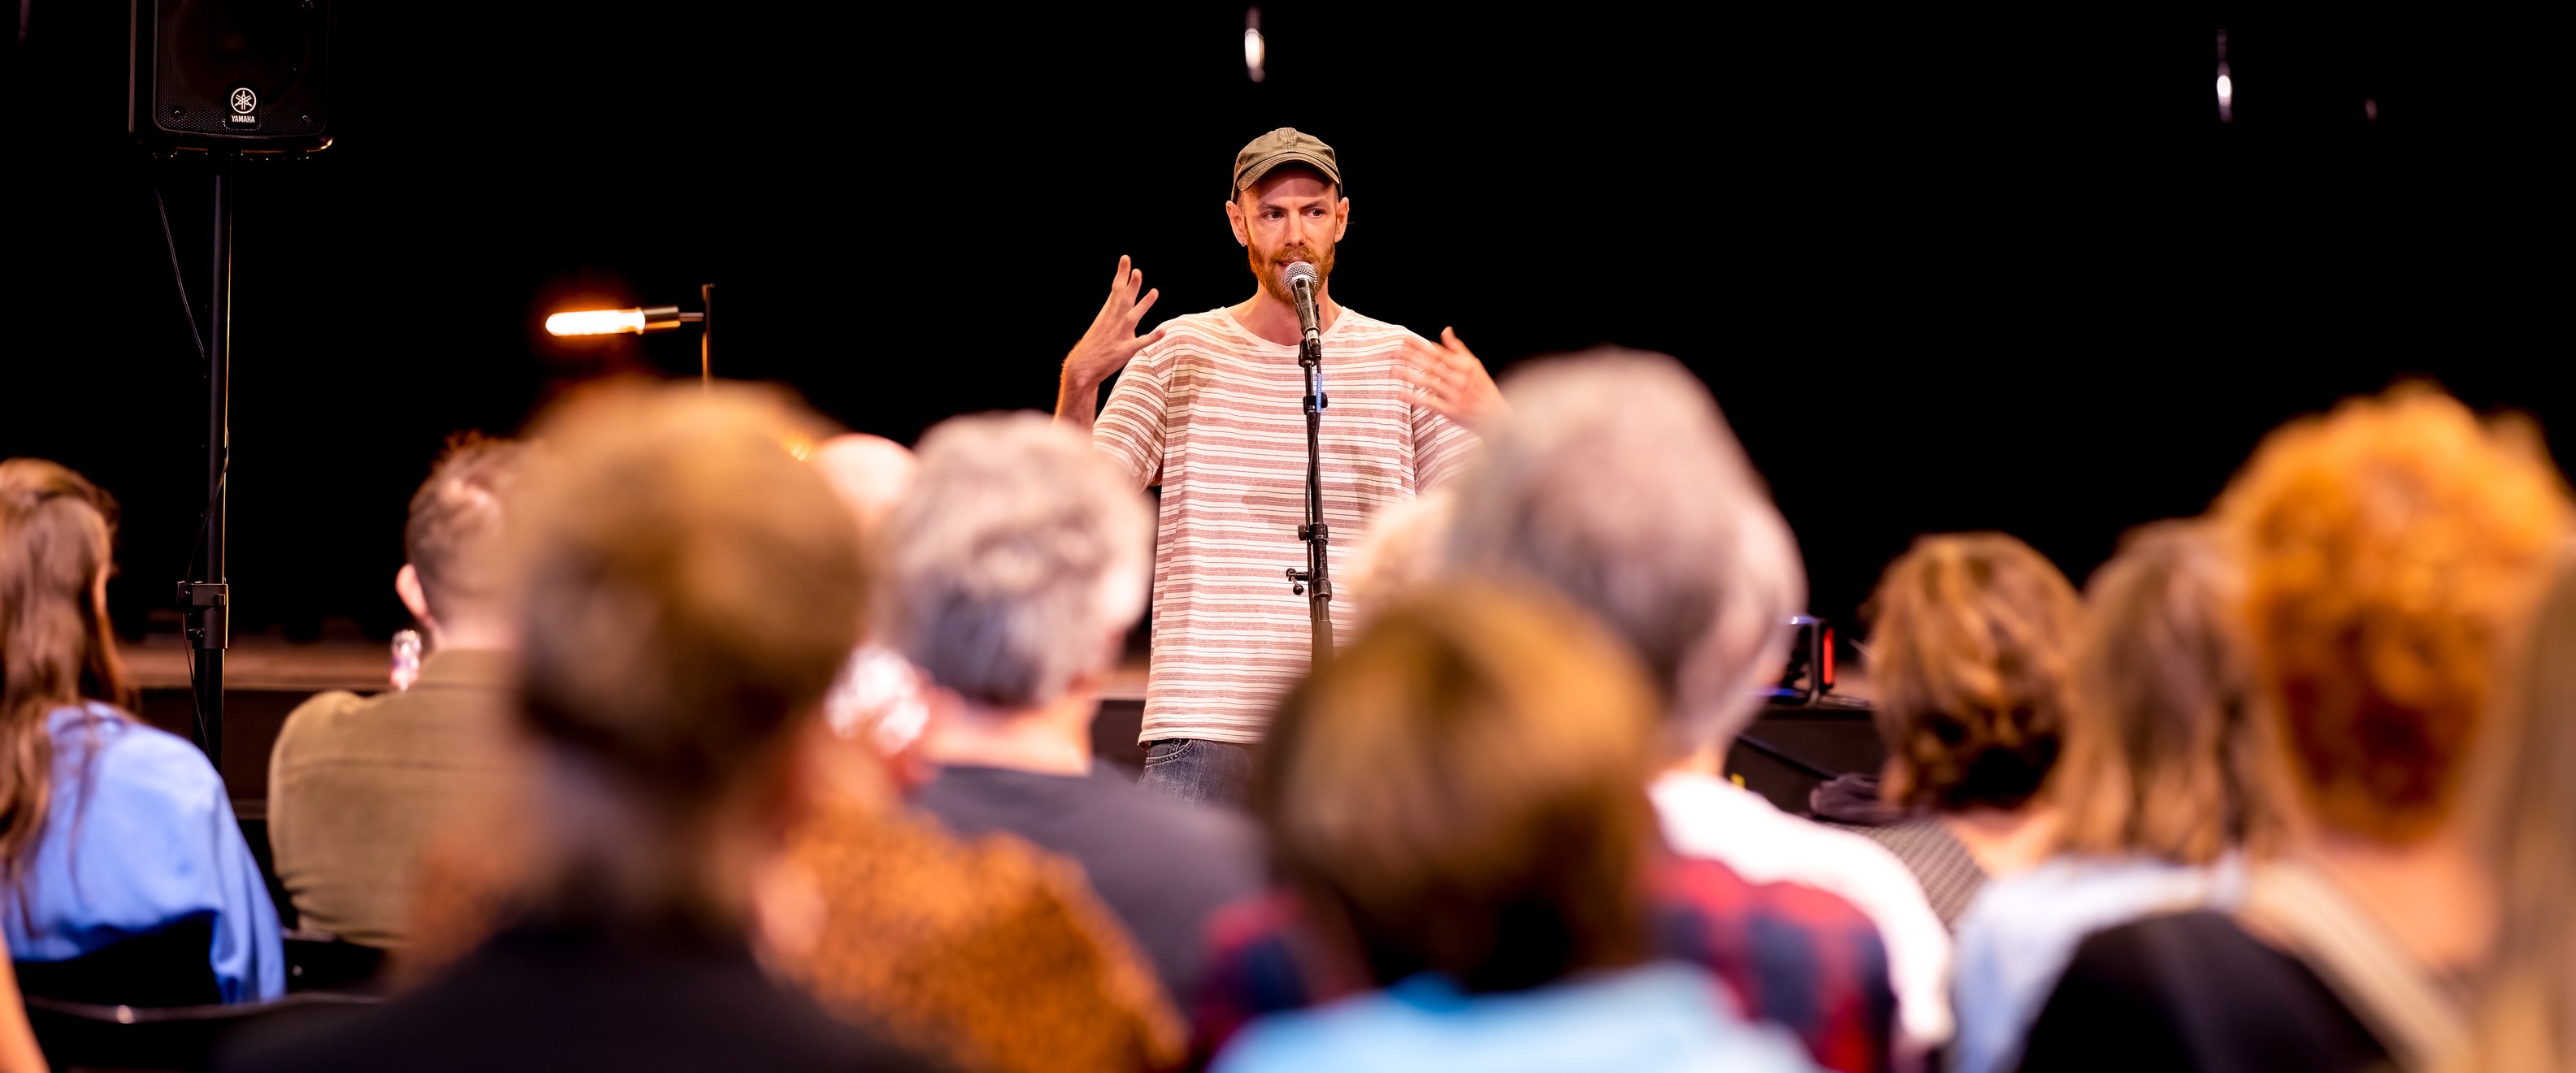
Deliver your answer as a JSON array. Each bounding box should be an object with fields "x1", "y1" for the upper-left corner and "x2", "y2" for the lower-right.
[{"x1": 7, "y1": 5, "x2": 2565, "y2": 643}]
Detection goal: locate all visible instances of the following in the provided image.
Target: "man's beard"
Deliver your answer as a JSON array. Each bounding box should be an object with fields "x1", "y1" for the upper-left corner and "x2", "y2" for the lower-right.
[{"x1": 1250, "y1": 242, "x2": 1336, "y2": 306}]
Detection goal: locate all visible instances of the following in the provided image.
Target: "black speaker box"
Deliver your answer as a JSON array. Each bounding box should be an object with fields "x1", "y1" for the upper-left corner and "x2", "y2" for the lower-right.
[{"x1": 128, "y1": 0, "x2": 336, "y2": 153}]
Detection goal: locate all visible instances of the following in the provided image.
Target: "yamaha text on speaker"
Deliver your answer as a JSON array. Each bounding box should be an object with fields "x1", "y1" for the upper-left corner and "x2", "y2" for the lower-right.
[{"x1": 129, "y1": 0, "x2": 336, "y2": 154}]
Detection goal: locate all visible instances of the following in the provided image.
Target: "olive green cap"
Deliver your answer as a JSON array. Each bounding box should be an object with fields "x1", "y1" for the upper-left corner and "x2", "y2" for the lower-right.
[{"x1": 1231, "y1": 128, "x2": 1342, "y2": 197}]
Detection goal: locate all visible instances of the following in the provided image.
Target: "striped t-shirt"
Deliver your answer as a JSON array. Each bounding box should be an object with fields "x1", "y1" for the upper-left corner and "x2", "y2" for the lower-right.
[{"x1": 1094, "y1": 307, "x2": 1481, "y2": 744}]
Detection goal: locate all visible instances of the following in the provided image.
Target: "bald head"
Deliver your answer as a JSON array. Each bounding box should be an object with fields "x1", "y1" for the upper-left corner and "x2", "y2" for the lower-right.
[{"x1": 813, "y1": 434, "x2": 917, "y2": 532}]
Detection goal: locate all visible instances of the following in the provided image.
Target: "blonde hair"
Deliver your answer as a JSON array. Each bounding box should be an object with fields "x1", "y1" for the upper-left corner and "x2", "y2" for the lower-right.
[
  {"x1": 1867, "y1": 532, "x2": 2079, "y2": 812},
  {"x1": 2214, "y1": 386, "x2": 2570, "y2": 843},
  {"x1": 2447, "y1": 545, "x2": 2576, "y2": 1073},
  {"x1": 509, "y1": 383, "x2": 865, "y2": 925},
  {"x1": 2051, "y1": 521, "x2": 2282, "y2": 863},
  {"x1": 1258, "y1": 582, "x2": 1662, "y2": 992}
]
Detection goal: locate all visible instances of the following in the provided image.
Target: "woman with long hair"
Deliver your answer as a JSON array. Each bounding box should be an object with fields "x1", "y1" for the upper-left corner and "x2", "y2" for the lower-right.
[
  {"x1": 1948, "y1": 521, "x2": 2283, "y2": 1073},
  {"x1": 0, "y1": 458, "x2": 280, "y2": 1002}
]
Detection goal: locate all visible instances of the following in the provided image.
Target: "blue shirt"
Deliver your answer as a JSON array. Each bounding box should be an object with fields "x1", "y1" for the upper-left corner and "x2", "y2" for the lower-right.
[
  {"x1": 2, "y1": 703, "x2": 284, "y2": 1002},
  {"x1": 1211, "y1": 962, "x2": 1816, "y2": 1073},
  {"x1": 1949, "y1": 853, "x2": 2248, "y2": 1073}
]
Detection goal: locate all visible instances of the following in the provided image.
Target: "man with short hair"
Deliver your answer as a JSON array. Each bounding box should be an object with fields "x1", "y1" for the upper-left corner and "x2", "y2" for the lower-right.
[
  {"x1": 267, "y1": 435, "x2": 526, "y2": 950},
  {"x1": 891, "y1": 413, "x2": 1264, "y2": 1010},
  {"x1": 1053, "y1": 128, "x2": 1503, "y2": 807}
]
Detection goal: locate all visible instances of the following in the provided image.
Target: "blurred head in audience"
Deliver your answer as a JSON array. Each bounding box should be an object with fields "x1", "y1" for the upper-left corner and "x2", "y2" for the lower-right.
[
  {"x1": 809, "y1": 433, "x2": 932, "y2": 773},
  {"x1": 2453, "y1": 546, "x2": 2576, "y2": 1073},
  {"x1": 883, "y1": 413, "x2": 1149, "y2": 767},
  {"x1": 1446, "y1": 350, "x2": 1803, "y2": 761},
  {"x1": 0, "y1": 459, "x2": 131, "y2": 883},
  {"x1": 505, "y1": 383, "x2": 863, "y2": 932},
  {"x1": 1257, "y1": 583, "x2": 1663, "y2": 992},
  {"x1": 2051, "y1": 521, "x2": 2281, "y2": 864},
  {"x1": 1867, "y1": 533, "x2": 2078, "y2": 817},
  {"x1": 2214, "y1": 387, "x2": 2569, "y2": 846},
  {"x1": 1346, "y1": 489, "x2": 1455, "y2": 617},
  {"x1": 812, "y1": 433, "x2": 919, "y2": 536},
  {"x1": 397, "y1": 433, "x2": 527, "y2": 652}
]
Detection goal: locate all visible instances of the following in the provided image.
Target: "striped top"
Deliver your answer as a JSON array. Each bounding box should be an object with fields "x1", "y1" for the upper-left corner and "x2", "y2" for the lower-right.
[{"x1": 1094, "y1": 307, "x2": 1480, "y2": 743}]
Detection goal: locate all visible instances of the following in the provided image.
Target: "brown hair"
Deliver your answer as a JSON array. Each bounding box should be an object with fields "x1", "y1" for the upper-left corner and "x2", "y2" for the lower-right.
[
  {"x1": 2214, "y1": 386, "x2": 2570, "y2": 844},
  {"x1": 403, "y1": 432, "x2": 526, "y2": 623},
  {"x1": 2052, "y1": 521, "x2": 2282, "y2": 864},
  {"x1": 1256, "y1": 582, "x2": 1661, "y2": 993},
  {"x1": 1867, "y1": 532, "x2": 2079, "y2": 812},
  {"x1": 2448, "y1": 545, "x2": 2576, "y2": 1073},
  {"x1": 507, "y1": 383, "x2": 865, "y2": 927},
  {"x1": 0, "y1": 460, "x2": 134, "y2": 883}
]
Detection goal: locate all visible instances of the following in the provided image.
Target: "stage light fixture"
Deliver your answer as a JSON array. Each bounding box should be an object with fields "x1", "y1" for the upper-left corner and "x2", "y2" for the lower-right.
[
  {"x1": 2215, "y1": 30, "x2": 2234, "y2": 123},
  {"x1": 545, "y1": 283, "x2": 717, "y2": 383},
  {"x1": 1244, "y1": 8, "x2": 1265, "y2": 82},
  {"x1": 545, "y1": 305, "x2": 700, "y2": 336}
]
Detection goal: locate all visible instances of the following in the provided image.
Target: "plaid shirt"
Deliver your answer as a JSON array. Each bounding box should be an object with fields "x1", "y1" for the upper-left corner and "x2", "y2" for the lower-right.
[{"x1": 1190, "y1": 855, "x2": 1897, "y2": 1073}]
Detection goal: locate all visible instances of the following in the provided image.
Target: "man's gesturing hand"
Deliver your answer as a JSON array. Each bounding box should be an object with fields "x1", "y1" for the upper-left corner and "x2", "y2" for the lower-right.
[
  {"x1": 1398, "y1": 327, "x2": 1508, "y2": 433},
  {"x1": 1055, "y1": 255, "x2": 1165, "y2": 429}
]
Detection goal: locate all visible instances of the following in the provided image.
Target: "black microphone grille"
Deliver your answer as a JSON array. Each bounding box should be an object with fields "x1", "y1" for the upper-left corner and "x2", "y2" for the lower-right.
[{"x1": 1283, "y1": 261, "x2": 1320, "y2": 291}]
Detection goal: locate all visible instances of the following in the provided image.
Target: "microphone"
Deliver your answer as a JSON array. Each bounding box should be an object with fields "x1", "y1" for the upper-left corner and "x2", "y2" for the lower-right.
[{"x1": 1283, "y1": 261, "x2": 1322, "y2": 344}]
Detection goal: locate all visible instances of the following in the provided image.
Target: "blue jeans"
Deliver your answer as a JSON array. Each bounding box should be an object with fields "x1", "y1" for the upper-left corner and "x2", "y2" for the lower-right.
[{"x1": 1137, "y1": 738, "x2": 1260, "y2": 811}]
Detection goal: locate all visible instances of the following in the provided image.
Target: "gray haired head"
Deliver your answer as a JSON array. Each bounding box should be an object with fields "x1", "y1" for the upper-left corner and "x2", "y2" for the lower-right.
[
  {"x1": 886, "y1": 412, "x2": 1152, "y2": 709},
  {"x1": 1445, "y1": 349, "x2": 1805, "y2": 754}
]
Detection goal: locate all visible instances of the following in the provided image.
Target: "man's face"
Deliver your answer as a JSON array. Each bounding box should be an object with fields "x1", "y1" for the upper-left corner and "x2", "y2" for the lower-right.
[{"x1": 1227, "y1": 167, "x2": 1349, "y2": 306}]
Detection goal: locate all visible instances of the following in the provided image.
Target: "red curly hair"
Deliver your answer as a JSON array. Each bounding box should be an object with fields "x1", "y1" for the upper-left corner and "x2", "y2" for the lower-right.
[{"x1": 2216, "y1": 386, "x2": 2570, "y2": 844}]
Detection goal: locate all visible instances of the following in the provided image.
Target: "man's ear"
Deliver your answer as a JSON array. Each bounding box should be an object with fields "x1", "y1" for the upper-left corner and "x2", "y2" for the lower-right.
[
  {"x1": 1332, "y1": 196, "x2": 1351, "y2": 242},
  {"x1": 394, "y1": 564, "x2": 437, "y2": 629},
  {"x1": 1225, "y1": 197, "x2": 1249, "y2": 246}
]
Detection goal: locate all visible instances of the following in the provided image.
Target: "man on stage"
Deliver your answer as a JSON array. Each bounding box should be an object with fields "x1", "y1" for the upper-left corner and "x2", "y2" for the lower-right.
[{"x1": 1055, "y1": 128, "x2": 1503, "y2": 807}]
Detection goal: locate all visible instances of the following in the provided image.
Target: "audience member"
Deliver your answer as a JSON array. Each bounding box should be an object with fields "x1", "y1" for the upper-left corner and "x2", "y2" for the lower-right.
[
  {"x1": 1947, "y1": 521, "x2": 2278, "y2": 1073},
  {"x1": 2019, "y1": 387, "x2": 2570, "y2": 1073},
  {"x1": 0, "y1": 459, "x2": 281, "y2": 1004},
  {"x1": 890, "y1": 413, "x2": 1264, "y2": 1010},
  {"x1": 809, "y1": 434, "x2": 935, "y2": 773},
  {"x1": 1, "y1": 935, "x2": 46, "y2": 1071},
  {"x1": 781, "y1": 794, "x2": 1186, "y2": 1073},
  {"x1": 2446, "y1": 544, "x2": 2576, "y2": 1073},
  {"x1": 224, "y1": 385, "x2": 932, "y2": 1071},
  {"x1": 1212, "y1": 583, "x2": 1814, "y2": 1073},
  {"x1": 267, "y1": 434, "x2": 527, "y2": 950},
  {"x1": 1865, "y1": 533, "x2": 2076, "y2": 880},
  {"x1": 1342, "y1": 488, "x2": 1454, "y2": 613},
  {"x1": 1446, "y1": 351, "x2": 1951, "y2": 1062}
]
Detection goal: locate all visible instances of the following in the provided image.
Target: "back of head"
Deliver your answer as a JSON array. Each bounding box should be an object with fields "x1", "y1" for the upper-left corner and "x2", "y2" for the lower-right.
[
  {"x1": 509, "y1": 383, "x2": 864, "y2": 895},
  {"x1": 885, "y1": 413, "x2": 1150, "y2": 709},
  {"x1": 2054, "y1": 521, "x2": 2277, "y2": 863},
  {"x1": 1867, "y1": 532, "x2": 2079, "y2": 813},
  {"x1": 2457, "y1": 546, "x2": 2576, "y2": 1073},
  {"x1": 1259, "y1": 582, "x2": 1662, "y2": 993},
  {"x1": 1446, "y1": 350, "x2": 1803, "y2": 755},
  {"x1": 404, "y1": 433, "x2": 526, "y2": 625},
  {"x1": 0, "y1": 460, "x2": 131, "y2": 880},
  {"x1": 2214, "y1": 386, "x2": 2570, "y2": 844}
]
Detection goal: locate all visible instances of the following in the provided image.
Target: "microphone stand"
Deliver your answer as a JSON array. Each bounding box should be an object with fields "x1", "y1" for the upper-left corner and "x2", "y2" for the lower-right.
[{"x1": 1284, "y1": 276, "x2": 1334, "y2": 669}]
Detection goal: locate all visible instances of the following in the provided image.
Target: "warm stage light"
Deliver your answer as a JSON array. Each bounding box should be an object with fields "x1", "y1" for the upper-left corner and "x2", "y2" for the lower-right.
[
  {"x1": 1244, "y1": 7, "x2": 1265, "y2": 82},
  {"x1": 546, "y1": 305, "x2": 699, "y2": 337},
  {"x1": 546, "y1": 308, "x2": 648, "y2": 335}
]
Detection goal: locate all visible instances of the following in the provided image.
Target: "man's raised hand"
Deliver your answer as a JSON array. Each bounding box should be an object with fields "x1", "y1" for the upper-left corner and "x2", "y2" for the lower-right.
[
  {"x1": 1398, "y1": 327, "x2": 1509, "y2": 433},
  {"x1": 1056, "y1": 256, "x2": 1166, "y2": 428}
]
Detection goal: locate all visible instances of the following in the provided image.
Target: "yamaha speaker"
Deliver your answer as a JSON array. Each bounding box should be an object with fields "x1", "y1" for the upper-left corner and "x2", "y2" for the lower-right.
[{"x1": 129, "y1": 0, "x2": 336, "y2": 153}]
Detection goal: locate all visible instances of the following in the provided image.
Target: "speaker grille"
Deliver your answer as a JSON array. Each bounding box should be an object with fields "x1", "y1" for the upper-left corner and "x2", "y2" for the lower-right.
[{"x1": 150, "y1": 0, "x2": 328, "y2": 139}]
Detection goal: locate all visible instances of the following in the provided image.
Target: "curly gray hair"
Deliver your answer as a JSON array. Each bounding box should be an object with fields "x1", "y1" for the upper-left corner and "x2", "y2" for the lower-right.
[
  {"x1": 1446, "y1": 349, "x2": 1804, "y2": 754},
  {"x1": 886, "y1": 413, "x2": 1152, "y2": 708}
]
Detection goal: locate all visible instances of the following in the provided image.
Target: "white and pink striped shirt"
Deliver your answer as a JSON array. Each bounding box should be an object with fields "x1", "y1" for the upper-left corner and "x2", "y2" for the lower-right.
[{"x1": 1094, "y1": 307, "x2": 1481, "y2": 743}]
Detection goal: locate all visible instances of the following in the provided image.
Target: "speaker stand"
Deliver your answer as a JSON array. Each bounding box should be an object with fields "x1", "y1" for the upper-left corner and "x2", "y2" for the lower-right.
[{"x1": 180, "y1": 152, "x2": 237, "y2": 765}]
